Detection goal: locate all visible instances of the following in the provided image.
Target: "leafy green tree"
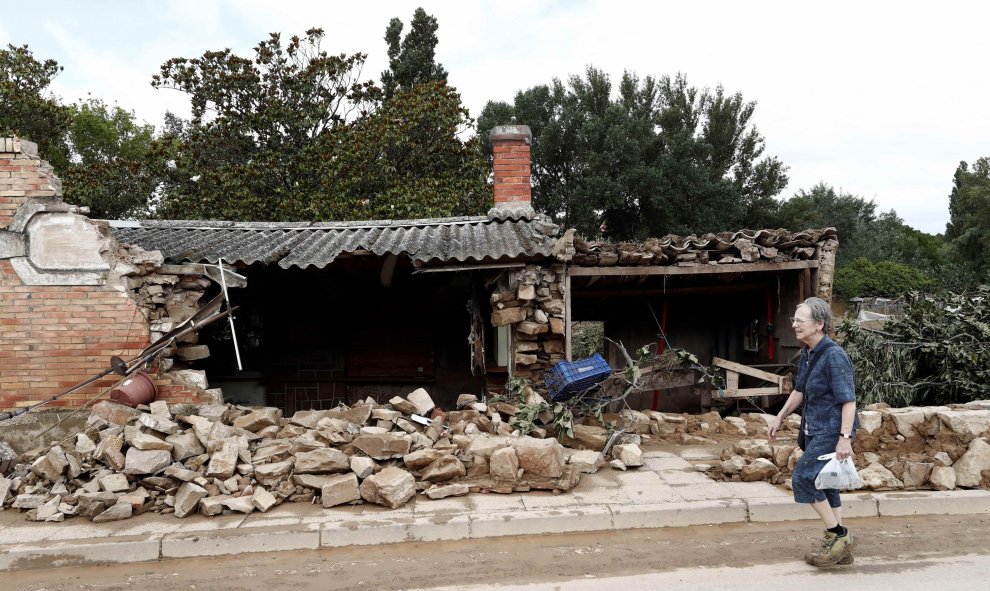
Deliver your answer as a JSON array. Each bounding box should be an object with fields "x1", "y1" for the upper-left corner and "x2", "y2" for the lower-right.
[
  {"x1": 945, "y1": 157, "x2": 990, "y2": 279},
  {"x1": 381, "y1": 7, "x2": 448, "y2": 100},
  {"x1": 61, "y1": 98, "x2": 158, "y2": 218},
  {"x1": 833, "y1": 257, "x2": 936, "y2": 300},
  {"x1": 479, "y1": 69, "x2": 788, "y2": 240},
  {"x1": 151, "y1": 28, "x2": 487, "y2": 221},
  {"x1": 0, "y1": 44, "x2": 71, "y2": 170}
]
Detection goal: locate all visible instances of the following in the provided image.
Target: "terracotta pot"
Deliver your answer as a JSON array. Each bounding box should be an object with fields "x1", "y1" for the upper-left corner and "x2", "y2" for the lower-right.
[{"x1": 109, "y1": 372, "x2": 158, "y2": 407}]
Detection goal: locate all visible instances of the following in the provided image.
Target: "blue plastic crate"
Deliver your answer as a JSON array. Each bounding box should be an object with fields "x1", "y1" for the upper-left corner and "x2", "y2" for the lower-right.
[{"x1": 544, "y1": 354, "x2": 612, "y2": 402}]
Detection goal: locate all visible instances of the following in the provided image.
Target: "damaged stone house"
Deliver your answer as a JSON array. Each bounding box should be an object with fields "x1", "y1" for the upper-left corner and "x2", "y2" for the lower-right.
[{"x1": 0, "y1": 127, "x2": 837, "y2": 417}]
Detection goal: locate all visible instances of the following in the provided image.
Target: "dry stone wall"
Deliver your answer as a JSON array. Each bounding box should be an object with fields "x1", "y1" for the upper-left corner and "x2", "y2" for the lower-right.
[{"x1": 490, "y1": 264, "x2": 567, "y2": 382}]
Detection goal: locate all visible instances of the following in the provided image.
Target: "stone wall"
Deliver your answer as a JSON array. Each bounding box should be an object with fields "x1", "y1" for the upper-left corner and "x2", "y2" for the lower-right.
[{"x1": 490, "y1": 264, "x2": 567, "y2": 382}]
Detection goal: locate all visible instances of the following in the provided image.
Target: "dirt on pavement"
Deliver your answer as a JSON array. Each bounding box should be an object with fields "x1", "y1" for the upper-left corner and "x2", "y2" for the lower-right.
[{"x1": 8, "y1": 514, "x2": 990, "y2": 591}]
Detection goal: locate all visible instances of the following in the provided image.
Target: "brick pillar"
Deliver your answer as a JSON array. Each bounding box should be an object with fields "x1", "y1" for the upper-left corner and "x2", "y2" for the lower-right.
[
  {"x1": 490, "y1": 125, "x2": 533, "y2": 210},
  {"x1": 0, "y1": 137, "x2": 62, "y2": 230}
]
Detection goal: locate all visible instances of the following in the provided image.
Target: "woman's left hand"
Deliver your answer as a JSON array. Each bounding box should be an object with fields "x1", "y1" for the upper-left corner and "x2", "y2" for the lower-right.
[{"x1": 836, "y1": 437, "x2": 853, "y2": 460}]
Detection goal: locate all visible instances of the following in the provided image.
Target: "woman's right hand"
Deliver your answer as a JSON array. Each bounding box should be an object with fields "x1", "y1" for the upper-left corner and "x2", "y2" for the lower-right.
[{"x1": 768, "y1": 416, "x2": 782, "y2": 441}]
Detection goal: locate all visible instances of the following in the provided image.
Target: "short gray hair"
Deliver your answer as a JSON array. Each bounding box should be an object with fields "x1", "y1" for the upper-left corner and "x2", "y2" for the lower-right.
[{"x1": 800, "y1": 297, "x2": 832, "y2": 333}]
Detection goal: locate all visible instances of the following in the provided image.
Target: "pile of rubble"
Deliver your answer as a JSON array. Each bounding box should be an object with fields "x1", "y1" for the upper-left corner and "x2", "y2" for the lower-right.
[
  {"x1": 0, "y1": 389, "x2": 647, "y2": 523},
  {"x1": 713, "y1": 402, "x2": 990, "y2": 491}
]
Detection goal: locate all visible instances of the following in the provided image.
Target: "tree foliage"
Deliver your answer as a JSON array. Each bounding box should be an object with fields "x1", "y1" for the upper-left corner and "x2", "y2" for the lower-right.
[
  {"x1": 0, "y1": 44, "x2": 71, "y2": 170},
  {"x1": 381, "y1": 7, "x2": 448, "y2": 100},
  {"x1": 62, "y1": 98, "x2": 157, "y2": 218},
  {"x1": 833, "y1": 257, "x2": 936, "y2": 300},
  {"x1": 151, "y1": 27, "x2": 487, "y2": 221},
  {"x1": 839, "y1": 286, "x2": 990, "y2": 406},
  {"x1": 945, "y1": 157, "x2": 990, "y2": 279},
  {"x1": 479, "y1": 69, "x2": 788, "y2": 240}
]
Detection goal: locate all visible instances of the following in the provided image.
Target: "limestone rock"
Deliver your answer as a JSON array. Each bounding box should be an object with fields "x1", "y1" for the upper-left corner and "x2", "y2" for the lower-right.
[
  {"x1": 13, "y1": 494, "x2": 47, "y2": 510},
  {"x1": 388, "y1": 396, "x2": 419, "y2": 416},
  {"x1": 173, "y1": 482, "x2": 208, "y2": 518},
  {"x1": 321, "y1": 473, "x2": 361, "y2": 507},
  {"x1": 613, "y1": 444, "x2": 643, "y2": 467},
  {"x1": 166, "y1": 432, "x2": 205, "y2": 462},
  {"x1": 164, "y1": 466, "x2": 200, "y2": 482},
  {"x1": 292, "y1": 474, "x2": 341, "y2": 490},
  {"x1": 721, "y1": 455, "x2": 746, "y2": 475},
  {"x1": 741, "y1": 458, "x2": 779, "y2": 481},
  {"x1": 403, "y1": 448, "x2": 450, "y2": 471},
  {"x1": 352, "y1": 433, "x2": 411, "y2": 460},
  {"x1": 512, "y1": 436, "x2": 565, "y2": 478},
  {"x1": 490, "y1": 447, "x2": 521, "y2": 479},
  {"x1": 560, "y1": 424, "x2": 608, "y2": 451},
  {"x1": 252, "y1": 487, "x2": 278, "y2": 512},
  {"x1": 92, "y1": 501, "x2": 132, "y2": 523},
  {"x1": 772, "y1": 445, "x2": 797, "y2": 468},
  {"x1": 860, "y1": 462, "x2": 904, "y2": 490},
  {"x1": 733, "y1": 439, "x2": 773, "y2": 459},
  {"x1": 199, "y1": 495, "x2": 229, "y2": 516},
  {"x1": 138, "y1": 413, "x2": 180, "y2": 435},
  {"x1": 680, "y1": 433, "x2": 717, "y2": 445},
  {"x1": 294, "y1": 448, "x2": 350, "y2": 474},
  {"x1": 902, "y1": 462, "x2": 934, "y2": 489},
  {"x1": 359, "y1": 467, "x2": 416, "y2": 509},
  {"x1": 937, "y1": 410, "x2": 990, "y2": 438},
  {"x1": 130, "y1": 432, "x2": 173, "y2": 451},
  {"x1": 254, "y1": 459, "x2": 294, "y2": 486},
  {"x1": 722, "y1": 417, "x2": 748, "y2": 435},
  {"x1": 233, "y1": 408, "x2": 282, "y2": 432},
  {"x1": 565, "y1": 449, "x2": 602, "y2": 474},
  {"x1": 31, "y1": 446, "x2": 68, "y2": 480},
  {"x1": 100, "y1": 473, "x2": 130, "y2": 493},
  {"x1": 858, "y1": 411, "x2": 883, "y2": 435},
  {"x1": 420, "y1": 456, "x2": 466, "y2": 483},
  {"x1": 609, "y1": 459, "x2": 627, "y2": 471},
  {"x1": 406, "y1": 388, "x2": 436, "y2": 416},
  {"x1": 90, "y1": 401, "x2": 142, "y2": 425},
  {"x1": 75, "y1": 434, "x2": 97, "y2": 455},
  {"x1": 218, "y1": 496, "x2": 253, "y2": 514},
  {"x1": 425, "y1": 483, "x2": 470, "y2": 499},
  {"x1": 464, "y1": 434, "x2": 510, "y2": 458},
  {"x1": 954, "y1": 438, "x2": 990, "y2": 488},
  {"x1": 205, "y1": 440, "x2": 239, "y2": 480},
  {"x1": 929, "y1": 466, "x2": 957, "y2": 490},
  {"x1": 492, "y1": 306, "x2": 527, "y2": 327},
  {"x1": 933, "y1": 451, "x2": 953, "y2": 466},
  {"x1": 0, "y1": 477, "x2": 11, "y2": 506},
  {"x1": 350, "y1": 456, "x2": 376, "y2": 479}
]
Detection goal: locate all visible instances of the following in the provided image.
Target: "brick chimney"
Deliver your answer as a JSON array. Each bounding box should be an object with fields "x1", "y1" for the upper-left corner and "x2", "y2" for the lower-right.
[{"x1": 490, "y1": 125, "x2": 533, "y2": 215}]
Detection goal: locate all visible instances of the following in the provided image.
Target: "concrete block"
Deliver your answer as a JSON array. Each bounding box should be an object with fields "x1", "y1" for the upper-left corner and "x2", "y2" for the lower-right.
[
  {"x1": 0, "y1": 534, "x2": 162, "y2": 571},
  {"x1": 874, "y1": 490, "x2": 990, "y2": 517},
  {"x1": 407, "y1": 514, "x2": 471, "y2": 543},
  {"x1": 610, "y1": 499, "x2": 748, "y2": 529},
  {"x1": 469, "y1": 506, "x2": 614, "y2": 539},
  {"x1": 321, "y1": 516, "x2": 413, "y2": 548},
  {"x1": 161, "y1": 524, "x2": 319, "y2": 558}
]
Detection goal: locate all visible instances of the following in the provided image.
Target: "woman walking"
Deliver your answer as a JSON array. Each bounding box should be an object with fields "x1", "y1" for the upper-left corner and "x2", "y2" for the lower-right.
[{"x1": 769, "y1": 297, "x2": 859, "y2": 567}]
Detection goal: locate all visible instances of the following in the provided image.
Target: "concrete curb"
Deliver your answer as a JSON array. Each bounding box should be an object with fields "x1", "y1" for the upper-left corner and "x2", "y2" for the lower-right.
[{"x1": 5, "y1": 490, "x2": 990, "y2": 572}]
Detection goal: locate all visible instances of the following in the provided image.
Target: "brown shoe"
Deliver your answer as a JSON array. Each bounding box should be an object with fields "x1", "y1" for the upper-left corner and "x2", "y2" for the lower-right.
[{"x1": 805, "y1": 530, "x2": 854, "y2": 567}]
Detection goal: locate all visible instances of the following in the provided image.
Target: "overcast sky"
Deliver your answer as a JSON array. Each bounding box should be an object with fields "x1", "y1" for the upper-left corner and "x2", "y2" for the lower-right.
[{"x1": 3, "y1": 0, "x2": 988, "y2": 234}]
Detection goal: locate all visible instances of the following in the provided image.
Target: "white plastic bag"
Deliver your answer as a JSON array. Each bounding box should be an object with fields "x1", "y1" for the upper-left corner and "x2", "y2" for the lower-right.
[{"x1": 815, "y1": 453, "x2": 863, "y2": 490}]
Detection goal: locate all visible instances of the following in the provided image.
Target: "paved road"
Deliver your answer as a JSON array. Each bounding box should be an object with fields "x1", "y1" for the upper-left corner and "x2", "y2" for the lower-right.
[
  {"x1": 7, "y1": 514, "x2": 990, "y2": 590},
  {"x1": 411, "y1": 554, "x2": 990, "y2": 591}
]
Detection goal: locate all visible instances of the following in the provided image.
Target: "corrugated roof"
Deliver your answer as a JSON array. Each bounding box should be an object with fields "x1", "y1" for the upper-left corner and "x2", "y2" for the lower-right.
[{"x1": 109, "y1": 213, "x2": 561, "y2": 269}]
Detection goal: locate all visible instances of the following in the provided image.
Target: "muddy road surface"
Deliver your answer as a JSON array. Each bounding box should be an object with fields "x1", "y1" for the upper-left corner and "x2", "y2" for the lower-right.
[{"x1": 8, "y1": 514, "x2": 990, "y2": 590}]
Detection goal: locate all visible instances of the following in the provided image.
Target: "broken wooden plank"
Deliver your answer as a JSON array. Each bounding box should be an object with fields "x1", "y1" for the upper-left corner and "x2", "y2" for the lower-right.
[{"x1": 711, "y1": 357, "x2": 785, "y2": 385}]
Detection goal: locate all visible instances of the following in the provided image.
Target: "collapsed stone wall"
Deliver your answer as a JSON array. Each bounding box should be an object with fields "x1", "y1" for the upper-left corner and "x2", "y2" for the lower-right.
[{"x1": 490, "y1": 264, "x2": 567, "y2": 382}]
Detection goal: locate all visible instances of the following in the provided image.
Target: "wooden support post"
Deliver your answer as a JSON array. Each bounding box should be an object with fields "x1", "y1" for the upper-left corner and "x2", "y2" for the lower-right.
[{"x1": 564, "y1": 272, "x2": 572, "y2": 361}]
